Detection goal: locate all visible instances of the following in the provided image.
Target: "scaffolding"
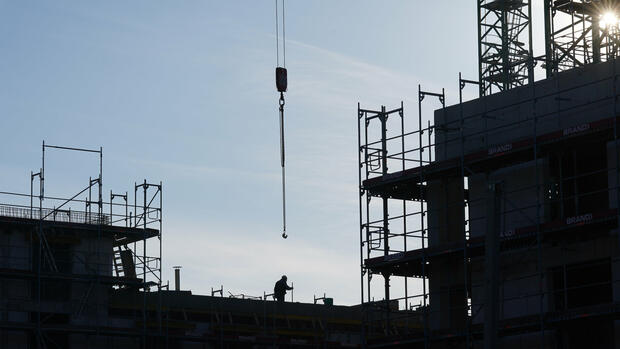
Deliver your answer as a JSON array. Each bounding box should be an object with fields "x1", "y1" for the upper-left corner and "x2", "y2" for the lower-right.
[
  {"x1": 0, "y1": 142, "x2": 163, "y2": 348},
  {"x1": 358, "y1": 59, "x2": 620, "y2": 348},
  {"x1": 478, "y1": 0, "x2": 533, "y2": 96},
  {"x1": 0, "y1": 143, "x2": 366, "y2": 349},
  {"x1": 544, "y1": 0, "x2": 620, "y2": 77}
]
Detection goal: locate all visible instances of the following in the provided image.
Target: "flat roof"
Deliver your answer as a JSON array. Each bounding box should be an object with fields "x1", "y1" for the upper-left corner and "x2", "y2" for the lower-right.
[{"x1": 0, "y1": 214, "x2": 159, "y2": 245}]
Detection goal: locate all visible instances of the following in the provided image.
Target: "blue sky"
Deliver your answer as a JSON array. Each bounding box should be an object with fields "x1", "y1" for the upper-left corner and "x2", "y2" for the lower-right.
[{"x1": 0, "y1": 1, "x2": 486, "y2": 305}]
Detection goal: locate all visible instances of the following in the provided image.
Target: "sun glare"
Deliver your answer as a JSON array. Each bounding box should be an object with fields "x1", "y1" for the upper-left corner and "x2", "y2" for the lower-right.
[{"x1": 600, "y1": 11, "x2": 619, "y2": 28}]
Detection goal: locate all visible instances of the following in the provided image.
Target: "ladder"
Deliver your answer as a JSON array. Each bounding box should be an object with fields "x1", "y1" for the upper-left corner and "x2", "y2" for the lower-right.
[
  {"x1": 113, "y1": 245, "x2": 136, "y2": 279},
  {"x1": 113, "y1": 245, "x2": 125, "y2": 278}
]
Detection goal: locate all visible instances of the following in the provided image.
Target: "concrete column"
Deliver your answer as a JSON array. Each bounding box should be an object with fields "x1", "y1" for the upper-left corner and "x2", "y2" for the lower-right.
[{"x1": 484, "y1": 182, "x2": 501, "y2": 349}]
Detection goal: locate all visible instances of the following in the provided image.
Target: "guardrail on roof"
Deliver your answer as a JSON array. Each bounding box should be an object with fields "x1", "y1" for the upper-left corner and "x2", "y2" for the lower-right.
[{"x1": 0, "y1": 204, "x2": 111, "y2": 225}]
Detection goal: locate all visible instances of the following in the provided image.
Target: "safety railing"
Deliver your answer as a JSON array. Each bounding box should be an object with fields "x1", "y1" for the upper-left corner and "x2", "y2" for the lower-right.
[{"x1": 0, "y1": 204, "x2": 110, "y2": 225}]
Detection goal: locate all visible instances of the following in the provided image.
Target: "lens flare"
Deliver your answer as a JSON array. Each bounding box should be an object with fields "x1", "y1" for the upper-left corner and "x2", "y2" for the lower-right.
[{"x1": 600, "y1": 11, "x2": 619, "y2": 28}]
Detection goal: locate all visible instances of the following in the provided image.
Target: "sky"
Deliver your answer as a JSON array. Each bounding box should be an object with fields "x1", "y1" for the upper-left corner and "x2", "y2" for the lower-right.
[{"x1": 0, "y1": 1, "x2": 510, "y2": 305}]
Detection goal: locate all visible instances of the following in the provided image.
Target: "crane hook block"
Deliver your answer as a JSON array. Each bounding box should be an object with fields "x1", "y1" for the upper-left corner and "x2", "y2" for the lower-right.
[{"x1": 276, "y1": 67, "x2": 288, "y2": 93}]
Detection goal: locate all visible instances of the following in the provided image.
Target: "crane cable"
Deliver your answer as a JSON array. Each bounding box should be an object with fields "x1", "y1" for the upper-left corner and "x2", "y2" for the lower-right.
[
  {"x1": 275, "y1": 0, "x2": 285, "y2": 67},
  {"x1": 275, "y1": 0, "x2": 288, "y2": 239},
  {"x1": 279, "y1": 91, "x2": 286, "y2": 240}
]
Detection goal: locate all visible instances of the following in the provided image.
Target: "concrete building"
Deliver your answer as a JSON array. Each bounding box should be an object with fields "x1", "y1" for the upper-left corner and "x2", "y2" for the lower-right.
[
  {"x1": 8, "y1": 2, "x2": 620, "y2": 348},
  {"x1": 360, "y1": 58, "x2": 620, "y2": 348},
  {"x1": 0, "y1": 171, "x2": 366, "y2": 348},
  {"x1": 357, "y1": 1, "x2": 620, "y2": 346}
]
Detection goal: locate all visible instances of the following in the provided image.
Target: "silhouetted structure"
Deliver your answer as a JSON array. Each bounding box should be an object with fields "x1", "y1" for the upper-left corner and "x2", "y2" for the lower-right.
[
  {"x1": 0, "y1": 145, "x2": 367, "y2": 348},
  {"x1": 477, "y1": 0, "x2": 533, "y2": 95},
  {"x1": 359, "y1": 53, "x2": 620, "y2": 349},
  {"x1": 544, "y1": 0, "x2": 620, "y2": 77},
  {"x1": 358, "y1": 2, "x2": 620, "y2": 347}
]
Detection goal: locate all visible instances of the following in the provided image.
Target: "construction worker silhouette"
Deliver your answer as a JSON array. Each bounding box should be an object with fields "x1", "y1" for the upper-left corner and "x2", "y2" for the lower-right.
[{"x1": 274, "y1": 275, "x2": 293, "y2": 302}]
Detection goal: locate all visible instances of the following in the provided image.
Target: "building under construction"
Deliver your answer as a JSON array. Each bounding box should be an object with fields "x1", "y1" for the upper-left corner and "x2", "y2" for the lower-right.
[
  {"x1": 6, "y1": 1, "x2": 620, "y2": 348},
  {"x1": 359, "y1": 1, "x2": 620, "y2": 348},
  {"x1": 0, "y1": 143, "x2": 368, "y2": 348}
]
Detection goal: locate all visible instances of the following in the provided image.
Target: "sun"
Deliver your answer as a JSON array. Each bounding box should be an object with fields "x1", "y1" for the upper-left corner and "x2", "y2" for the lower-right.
[{"x1": 600, "y1": 11, "x2": 619, "y2": 29}]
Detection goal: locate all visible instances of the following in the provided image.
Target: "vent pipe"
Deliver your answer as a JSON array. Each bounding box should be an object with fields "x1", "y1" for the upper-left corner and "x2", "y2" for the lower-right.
[{"x1": 173, "y1": 266, "x2": 182, "y2": 291}]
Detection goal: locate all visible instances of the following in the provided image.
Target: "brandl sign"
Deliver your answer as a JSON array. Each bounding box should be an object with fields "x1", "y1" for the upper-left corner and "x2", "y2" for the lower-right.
[
  {"x1": 488, "y1": 143, "x2": 512, "y2": 156},
  {"x1": 565, "y1": 213, "x2": 593, "y2": 225},
  {"x1": 563, "y1": 123, "x2": 590, "y2": 137}
]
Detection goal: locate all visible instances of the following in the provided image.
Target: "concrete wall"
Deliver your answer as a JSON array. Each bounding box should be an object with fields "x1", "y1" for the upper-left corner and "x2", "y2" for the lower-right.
[
  {"x1": 426, "y1": 177, "x2": 467, "y2": 330},
  {"x1": 605, "y1": 139, "x2": 620, "y2": 321},
  {"x1": 468, "y1": 159, "x2": 547, "y2": 325},
  {"x1": 0, "y1": 226, "x2": 31, "y2": 331},
  {"x1": 0, "y1": 330, "x2": 28, "y2": 348},
  {"x1": 472, "y1": 236, "x2": 615, "y2": 325},
  {"x1": 608, "y1": 140, "x2": 620, "y2": 210},
  {"x1": 434, "y1": 60, "x2": 620, "y2": 162},
  {"x1": 0, "y1": 226, "x2": 31, "y2": 270},
  {"x1": 72, "y1": 233, "x2": 113, "y2": 276},
  {"x1": 427, "y1": 177, "x2": 465, "y2": 247},
  {"x1": 428, "y1": 258, "x2": 466, "y2": 330},
  {"x1": 492, "y1": 331, "x2": 555, "y2": 349},
  {"x1": 71, "y1": 234, "x2": 113, "y2": 325},
  {"x1": 468, "y1": 160, "x2": 546, "y2": 240},
  {"x1": 471, "y1": 254, "x2": 543, "y2": 326},
  {"x1": 0, "y1": 224, "x2": 117, "y2": 338},
  {"x1": 429, "y1": 61, "x2": 620, "y2": 341}
]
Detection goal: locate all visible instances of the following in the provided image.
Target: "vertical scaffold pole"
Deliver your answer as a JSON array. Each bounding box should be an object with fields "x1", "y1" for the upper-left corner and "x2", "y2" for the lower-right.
[
  {"x1": 459, "y1": 72, "x2": 481, "y2": 348},
  {"x1": 357, "y1": 103, "x2": 367, "y2": 348},
  {"x1": 532, "y1": 57, "x2": 544, "y2": 349},
  {"x1": 613, "y1": 51, "x2": 620, "y2": 317},
  {"x1": 459, "y1": 72, "x2": 469, "y2": 348},
  {"x1": 399, "y1": 102, "x2": 408, "y2": 324},
  {"x1": 418, "y1": 85, "x2": 428, "y2": 349},
  {"x1": 364, "y1": 111, "x2": 371, "y2": 305},
  {"x1": 380, "y1": 106, "x2": 391, "y2": 324},
  {"x1": 484, "y1": 183, "x2": 501, "y2": 349}
]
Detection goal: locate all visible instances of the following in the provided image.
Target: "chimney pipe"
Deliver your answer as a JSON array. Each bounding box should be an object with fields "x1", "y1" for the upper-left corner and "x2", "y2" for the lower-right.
[{"x1": 173, "y1": 266, "x2": 182, "y2": 291}]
